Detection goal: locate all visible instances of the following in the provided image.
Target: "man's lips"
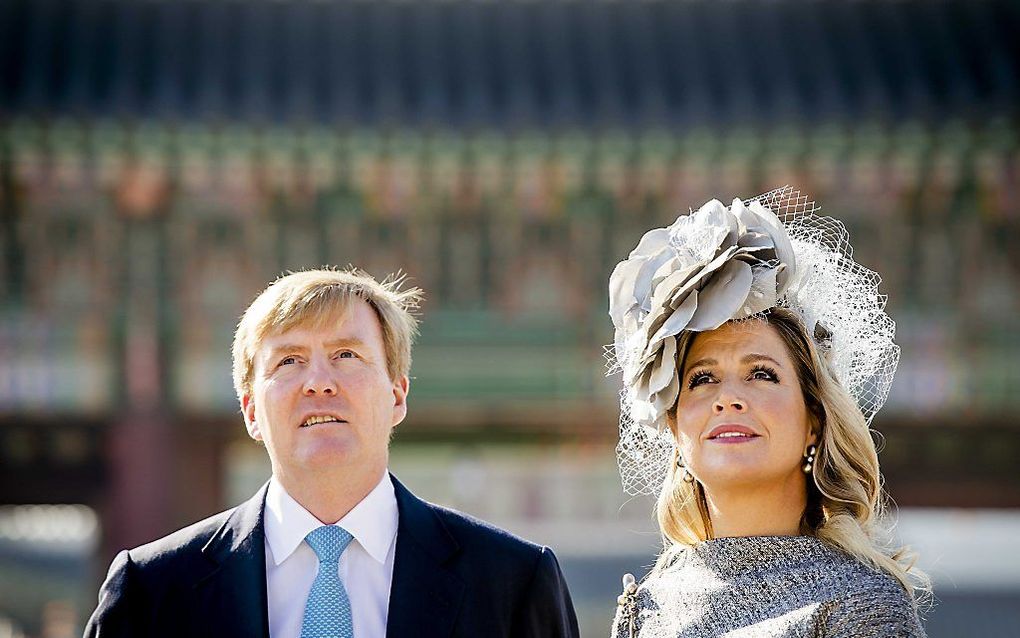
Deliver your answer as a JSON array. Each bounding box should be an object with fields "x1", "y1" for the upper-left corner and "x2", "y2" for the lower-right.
[
  {"x1": 299, "y1": 414, "x2": 348, "y2": 428},
  {"x1": 704, "y1": 423, "x2": 761, "y2": 441}
]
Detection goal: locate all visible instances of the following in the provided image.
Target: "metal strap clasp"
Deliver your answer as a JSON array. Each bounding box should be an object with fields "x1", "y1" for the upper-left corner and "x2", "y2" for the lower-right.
[{"x1": 616, "y1": 573, "x2": 639, "y2": 638}]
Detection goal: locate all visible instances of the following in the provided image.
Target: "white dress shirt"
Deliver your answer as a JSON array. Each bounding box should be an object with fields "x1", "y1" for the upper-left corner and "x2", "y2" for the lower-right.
[{"x1": 263, "y1": 472, "x2": 399, "y2": 638}]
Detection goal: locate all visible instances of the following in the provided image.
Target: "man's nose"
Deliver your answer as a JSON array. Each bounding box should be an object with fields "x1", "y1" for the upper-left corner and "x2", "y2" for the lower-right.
[{"x1": 302, "y1": 360, "x2": 338, "y2": 396}]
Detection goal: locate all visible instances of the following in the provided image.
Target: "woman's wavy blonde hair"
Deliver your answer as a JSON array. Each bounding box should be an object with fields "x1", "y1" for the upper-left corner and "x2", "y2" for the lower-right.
[{"x1": 653, "y1": 307, "x2": 929, "y2": 601}]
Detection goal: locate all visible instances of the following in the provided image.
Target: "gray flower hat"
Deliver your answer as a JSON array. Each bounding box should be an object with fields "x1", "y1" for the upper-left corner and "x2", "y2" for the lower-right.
[{"x1": 607, "y1": 187, "x2": 899, "y2": 495}]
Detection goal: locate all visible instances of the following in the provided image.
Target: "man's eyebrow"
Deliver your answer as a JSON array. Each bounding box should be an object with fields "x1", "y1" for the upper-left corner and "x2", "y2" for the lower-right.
[
  {"x1": 324, "y1": 337, "x2": 367, "y2": 349},
  {"x1": 264, "y1": 344, "x2": 309, "y2": 359},
  {"x1": 683, "y1": 353, "x2": 784, "y2": 372},
  {"x1": 264, "y1": 338, "x2": 366, "y2": 358}
]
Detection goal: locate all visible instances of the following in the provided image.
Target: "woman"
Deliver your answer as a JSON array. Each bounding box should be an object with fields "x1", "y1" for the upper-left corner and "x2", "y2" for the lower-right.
[{"x1": 607, "y1": 188, "x2": 928, "y2": 637}]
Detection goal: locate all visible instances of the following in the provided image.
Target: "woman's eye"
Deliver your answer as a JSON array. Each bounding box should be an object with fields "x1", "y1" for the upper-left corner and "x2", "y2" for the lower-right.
[
  {"x1": 280, "y1": 356, "x2": 297, "y2": 366},
  {"x1": 337, "y1": 351, "x2": 355, "y2": 359},
  {"x1": 687, "y1": 372, "x2": 715, "y2": 389},
  {"x1": 749, "y1": 366, "x2": 779, "y2": 382}
]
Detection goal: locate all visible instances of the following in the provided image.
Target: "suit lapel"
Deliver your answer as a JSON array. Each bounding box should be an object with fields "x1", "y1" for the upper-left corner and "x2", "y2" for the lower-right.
[
  {"x1": 386, "y1": 476, "x2": 465, "y2": 638},
  {"x1": 194, "y1": 483, "x2": 271, "y2": 638}
]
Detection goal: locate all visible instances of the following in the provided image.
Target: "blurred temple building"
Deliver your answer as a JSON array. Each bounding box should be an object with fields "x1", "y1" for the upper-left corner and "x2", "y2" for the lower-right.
[{"x1": 1, "y1": 0, "x2": 1019, "y2": 636}]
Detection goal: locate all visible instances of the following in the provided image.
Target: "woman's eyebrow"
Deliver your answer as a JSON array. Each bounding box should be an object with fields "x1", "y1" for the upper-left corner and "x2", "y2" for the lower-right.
[
  {"x1": 742, "y1": 353, "x2": 784, "y2": 368},
  {"x1": 684, "y1": 353, "x2": 784, "y2": 372},
  {"x1": 685, "y1": 357, "x2": 717, "y2": 371}
]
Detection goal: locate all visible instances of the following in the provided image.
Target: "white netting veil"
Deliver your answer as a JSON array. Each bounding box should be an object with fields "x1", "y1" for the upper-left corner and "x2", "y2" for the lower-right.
[{"x1": 607, "y1": 186, "x2": 900, "y2": 496}]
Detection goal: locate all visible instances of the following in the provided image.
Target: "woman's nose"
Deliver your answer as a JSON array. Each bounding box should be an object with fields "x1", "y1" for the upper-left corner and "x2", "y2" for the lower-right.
[{"x1": 713, "y1": 386, "x2": 746, "y2": 413}]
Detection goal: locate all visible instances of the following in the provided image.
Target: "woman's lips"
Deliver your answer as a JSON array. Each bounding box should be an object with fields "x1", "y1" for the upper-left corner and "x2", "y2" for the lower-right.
[
  {"x1": 705, "y1": 424, "x2": 761, "y2": 443},
  {"x1": 708, "y1": 432, "x2": 761, "y2": 444}
]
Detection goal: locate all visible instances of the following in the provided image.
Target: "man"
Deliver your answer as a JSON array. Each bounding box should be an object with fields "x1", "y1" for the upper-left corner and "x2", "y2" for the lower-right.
[{"x1": 85, "y1": 268, "x2": 579, "y2": 638}]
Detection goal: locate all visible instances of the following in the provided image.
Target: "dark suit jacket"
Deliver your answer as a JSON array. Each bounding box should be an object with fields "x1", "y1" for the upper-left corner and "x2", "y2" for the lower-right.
[{"x1": 84, "y1": 476, "x2": 579, "y2": 638}]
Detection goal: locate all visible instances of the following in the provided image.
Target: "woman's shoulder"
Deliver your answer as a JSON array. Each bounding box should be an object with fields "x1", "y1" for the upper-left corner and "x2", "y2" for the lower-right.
[
  {"x1": 815, "y1": 544, "x2": 916, "y2": 602},
  {"x1": 610, "y1": 540, "x2": 927, "y2": 638},
  {"x1": 822, "y1": 558, "x2": 927, "y2": 637}
]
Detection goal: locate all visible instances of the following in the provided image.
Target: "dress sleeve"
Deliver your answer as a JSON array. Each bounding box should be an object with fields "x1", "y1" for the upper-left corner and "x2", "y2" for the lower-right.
[
  {"x1": 609, "y1": 602, "x2": 630, "y2": 638},
  {"x1": 824, "y1": 578, "x2": 928, "y2": 638}
]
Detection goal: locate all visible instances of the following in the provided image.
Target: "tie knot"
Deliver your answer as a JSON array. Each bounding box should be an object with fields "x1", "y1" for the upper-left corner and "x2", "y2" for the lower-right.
[{"x1": 304, "y1": 525, "x2": 354, "y2": 563}]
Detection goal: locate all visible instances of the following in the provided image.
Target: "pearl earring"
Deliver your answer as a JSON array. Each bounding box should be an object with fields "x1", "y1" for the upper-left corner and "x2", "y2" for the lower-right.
[
  {"x1": 676, "y1": 455, "x2": 695, "y2": 483},
  {"x1": 802, "y1": 444, "x2": 817, "y2": 474}
]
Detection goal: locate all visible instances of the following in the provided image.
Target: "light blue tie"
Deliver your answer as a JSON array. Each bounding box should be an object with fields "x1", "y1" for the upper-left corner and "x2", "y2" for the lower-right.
[{"x1": 301, "y1": 525, "x2": 355, "y2": 638}]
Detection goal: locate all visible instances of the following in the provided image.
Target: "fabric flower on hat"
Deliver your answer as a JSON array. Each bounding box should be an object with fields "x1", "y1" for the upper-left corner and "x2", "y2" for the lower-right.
[
  {"x1": 608, "y1": 187, "x2": 900, "y2": 496},
  {"x1": 608, "y1": 198, "x2": 797, "y2": 432}
]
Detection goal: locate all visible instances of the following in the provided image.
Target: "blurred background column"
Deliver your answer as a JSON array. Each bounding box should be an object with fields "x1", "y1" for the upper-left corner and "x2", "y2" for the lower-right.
[{"x1": 104, "y1": 151, "x2": 176, "y2": 557}]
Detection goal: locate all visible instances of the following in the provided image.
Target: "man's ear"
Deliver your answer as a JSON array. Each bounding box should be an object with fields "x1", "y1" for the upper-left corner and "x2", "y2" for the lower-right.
[
  {"x1": 242, "y1": 394, "x2": 262, "y2": 441},
  {"x1": 391, "y1": 375, "x2": 409, "y2": 428}
]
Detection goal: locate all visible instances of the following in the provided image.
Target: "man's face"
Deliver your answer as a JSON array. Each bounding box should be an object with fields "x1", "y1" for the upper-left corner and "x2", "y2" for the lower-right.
[{"x1": 242, "y1": 299, "x2": 408, "y2": 480}]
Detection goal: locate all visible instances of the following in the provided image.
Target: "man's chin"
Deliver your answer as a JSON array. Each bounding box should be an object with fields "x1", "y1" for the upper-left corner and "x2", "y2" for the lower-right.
[{"x1": 294, "y1": 440, "x2": 358, "y2": 469}]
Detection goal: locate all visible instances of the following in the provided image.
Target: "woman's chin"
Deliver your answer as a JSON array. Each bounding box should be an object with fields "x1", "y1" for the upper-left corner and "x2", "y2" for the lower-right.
[{"x1": 696, "y1": 460, "x2": 778, "y2": 487}]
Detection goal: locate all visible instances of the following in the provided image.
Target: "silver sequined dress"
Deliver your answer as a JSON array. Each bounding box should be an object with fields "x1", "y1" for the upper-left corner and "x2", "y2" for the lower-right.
[{"x1": 611, "y1": 535, "x2": 926, "y2": 638}]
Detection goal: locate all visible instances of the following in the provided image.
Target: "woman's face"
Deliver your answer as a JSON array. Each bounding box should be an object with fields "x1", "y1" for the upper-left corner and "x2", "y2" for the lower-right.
[{"x1": 672, "y1": 320, "x2": 817, "y2": 489}]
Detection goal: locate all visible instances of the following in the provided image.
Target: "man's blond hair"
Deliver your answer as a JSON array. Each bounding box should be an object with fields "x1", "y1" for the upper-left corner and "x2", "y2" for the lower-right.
[{"x1": 232, "y1": 268, "x2": 422, "y2": 402}]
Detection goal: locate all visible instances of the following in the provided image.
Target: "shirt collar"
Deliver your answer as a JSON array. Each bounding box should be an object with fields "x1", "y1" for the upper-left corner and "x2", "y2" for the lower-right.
[{"x1": 264, "y1": 472, "x2": 398, "y2": 567}]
